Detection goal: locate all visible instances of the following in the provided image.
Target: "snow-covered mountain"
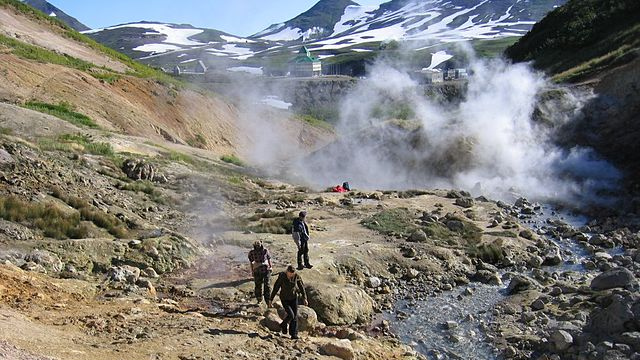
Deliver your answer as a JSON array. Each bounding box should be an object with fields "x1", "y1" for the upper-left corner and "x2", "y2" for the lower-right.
[
  {"x1": 20, "y1": 0, "x2": 89, "y2": 31},
  {"x1": 83, "y1": 22, "x2": 269, "y2": 60},
  {"x1": 253, "y1": 0, "x2": 566, "y2": 48}
]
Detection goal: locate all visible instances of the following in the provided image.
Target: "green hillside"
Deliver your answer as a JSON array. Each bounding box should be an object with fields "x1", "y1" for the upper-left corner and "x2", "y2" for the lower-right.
[{"x1": 505, "y1": 0, "x2": 640, "y2": 82}]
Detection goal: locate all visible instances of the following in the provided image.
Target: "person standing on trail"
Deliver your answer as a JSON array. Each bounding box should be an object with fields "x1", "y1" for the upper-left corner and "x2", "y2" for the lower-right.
[
  {"x1": 269, "y1": 264, "x2": 308, "y2": 340},
  {"x1": 248, "y1": 240, "x2": 272, "y2": 305},
  {"x1": 292, "y1": 211, "x2": 312, "y2": 270}
]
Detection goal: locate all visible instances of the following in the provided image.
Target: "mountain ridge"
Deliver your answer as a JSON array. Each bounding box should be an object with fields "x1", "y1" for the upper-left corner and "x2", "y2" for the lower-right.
[{"x1": 20, "y1": 0, "x2": 89, "y2": 31}]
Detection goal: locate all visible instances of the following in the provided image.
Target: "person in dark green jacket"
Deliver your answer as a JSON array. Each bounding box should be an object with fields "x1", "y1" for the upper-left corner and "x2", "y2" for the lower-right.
[{"x1": 268, "y1": 264, "x2": 308, "y2": 339}]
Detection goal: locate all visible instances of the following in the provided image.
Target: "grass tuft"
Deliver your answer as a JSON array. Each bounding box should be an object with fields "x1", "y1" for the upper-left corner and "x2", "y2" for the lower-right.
[
  {"x1": 23, "y1": 101, "x2": 98, "y2": 128},
  {"x1": 0, "y1": 195, "x2": 89, "y2": 239},
  {"x1": 220, "y1": 155, "x2": 244, "y2": 167}
]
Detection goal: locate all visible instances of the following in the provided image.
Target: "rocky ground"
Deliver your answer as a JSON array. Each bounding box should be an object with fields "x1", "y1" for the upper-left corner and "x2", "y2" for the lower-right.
[{"x1": 0, "y1": 106, "x2": 639, "y2": 360}]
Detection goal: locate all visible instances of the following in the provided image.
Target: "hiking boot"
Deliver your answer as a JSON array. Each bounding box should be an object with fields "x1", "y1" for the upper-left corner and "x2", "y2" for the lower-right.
[
  {"x1": 304, "y1": 264, "x2": 313, "y2": 269},
  {"x1": 280, "y1": 321, "x2": 288, "y2": 334},
  {"x1": 291, "y1": 334, "x2": 299, "y2": 340},
  {"x1": 296, "y1": 265, "x2": 304, "y2": 270}
]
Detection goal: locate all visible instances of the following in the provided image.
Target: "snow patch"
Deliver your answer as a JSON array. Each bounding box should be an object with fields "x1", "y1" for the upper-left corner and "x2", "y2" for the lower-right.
[
  {"x1": 428, "y1": 51, "x2": 453, "y2": 69},
  {"x1": 133, "y1": 43, "x2": 181, "y2": 54},
  {"x1": 259, "y1": 27, "x2": 302, "y2": 41},
  {"x1": 49, "y1": 12, "x2": 56, "y2": 17},
  {"x1": 261, "y1": 96, "x2": 292, "y2": 110}
]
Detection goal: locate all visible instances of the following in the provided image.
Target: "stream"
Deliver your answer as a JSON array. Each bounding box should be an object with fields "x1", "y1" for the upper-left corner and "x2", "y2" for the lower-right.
[{"x1": 387, "y1": 204, "x2": 621, "y2": 359}]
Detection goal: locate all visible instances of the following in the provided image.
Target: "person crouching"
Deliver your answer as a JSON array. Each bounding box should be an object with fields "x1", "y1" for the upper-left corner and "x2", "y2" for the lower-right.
[{"x1": 268, "y1": 264, "x2": 308, "y2": 339}]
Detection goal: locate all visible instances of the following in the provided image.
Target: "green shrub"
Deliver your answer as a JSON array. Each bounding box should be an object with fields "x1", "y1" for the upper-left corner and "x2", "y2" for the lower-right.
[
  {"x1": 220, "y1": 155, "x2": 244, "y2": 167},
  {"x1": 187, "y1": 134, "x2": 207, "y2": 149},
  {"x1": 23, "y1": 101, "x2": 98, "y2": 128},
  {"x1": 91, "y1": 72, "x2": 121, "y2": 84},
  {"x1": 50, "y1": 188, "x2": 129, "y2": 238},
  {"x1": 0, "y1": 127, "x2": 13, "y2": 135},
  {"x1": 0, "y1": 195, "x2": 88, "y2": 239}
]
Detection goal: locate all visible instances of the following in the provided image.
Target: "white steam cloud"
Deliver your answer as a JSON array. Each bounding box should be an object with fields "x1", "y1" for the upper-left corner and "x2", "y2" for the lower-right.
[{"x1": 293, "y1": 57, "x2": 620, "y2": 205}]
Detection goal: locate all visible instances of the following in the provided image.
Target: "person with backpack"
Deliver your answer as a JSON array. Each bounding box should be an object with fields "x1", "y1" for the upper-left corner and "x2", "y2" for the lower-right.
[
  {"x1": 292, "y1": 211, "x2": 312, "y2": 270},
  {"x1": 248, "y1": 240, "x2": 272, "y2": 305},
  {"x1": 268, "y1": 264, "x2": 308, "y2": 339}
]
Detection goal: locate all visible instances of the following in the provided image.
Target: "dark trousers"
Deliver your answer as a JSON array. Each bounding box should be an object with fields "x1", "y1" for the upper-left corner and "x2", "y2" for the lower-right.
[
  {"x1": 281, "y1": 298, "x2": 298, "y2": 336},
  {"x1": 297, "y1": 240, "x2": 309, "y2": 267},
  {"x1": 253, "y1": 270, "x2": 271, "y2": 302}
]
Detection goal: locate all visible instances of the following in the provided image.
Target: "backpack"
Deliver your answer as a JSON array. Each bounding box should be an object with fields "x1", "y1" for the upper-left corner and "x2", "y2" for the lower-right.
[{"x1": 291, "y1": 228, "x2": 301, "y2": 248}]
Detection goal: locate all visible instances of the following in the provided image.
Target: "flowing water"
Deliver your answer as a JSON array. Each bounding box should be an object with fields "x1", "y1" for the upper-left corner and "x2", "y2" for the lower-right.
[{"x1": 387, "y1": 205, "x2": 610, "y2": 359}]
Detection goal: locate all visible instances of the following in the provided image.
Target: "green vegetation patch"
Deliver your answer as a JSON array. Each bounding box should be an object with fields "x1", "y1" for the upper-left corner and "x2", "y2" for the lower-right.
[
  {"x1": 50, "y1": 187, "x2": 129, "y2": 238},
  {"x1": 248, "y1": 211, "x2": 297, "y2": 234},
  {"x1": 23, "y1": 101, "x2": 98, "y2": 128},
  {"x1": 39, "y1": 133, "x2": 114, "y2": 157},
  {"x1": 361, "y1": 208, "x2": 417, "y2": 237},
  {"x1": 0, "y1": 195, "x2": 89, "y2": 239},
  {"x1": 296, "y1": 114, "x2": 334, "y2": 131},
  {"x1": 91, "y1": 72, "x2": 121, "y2": 84},
  {"x1": 220, "y1": 154, "x2": 245, "y2": 167},
  {"x1": 0, "y1": 127, "x2": 13, "y2": 136},
  {"x1": 0, "y1": 33, "x2": 93, "y2": 71},
  {"x1": 118, "y1": 180, "x2": 168, "y2": 205},
  {"x1": 468, "y1": 240, "x2": 505, "y2": 263}
]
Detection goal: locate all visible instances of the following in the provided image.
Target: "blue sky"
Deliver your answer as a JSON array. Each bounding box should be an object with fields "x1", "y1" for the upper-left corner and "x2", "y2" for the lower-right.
[{"x1": 48, "y1": 0, "x2": 386, "y2": 36}]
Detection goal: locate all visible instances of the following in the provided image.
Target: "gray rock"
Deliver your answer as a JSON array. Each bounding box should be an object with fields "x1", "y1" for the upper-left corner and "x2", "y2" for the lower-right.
[
  {"x1": 108, "y1": 265, "x2": 141, "y2": 284},
  {"x1": 473, "y1": 270, "x2": 502, "y2": 286},
  {"x1": 455, "y1": 197, "x2": 474, "y2": 208},
  {"x1": 142, "y1": 267, "x2": 159, "y2": 278},
  {"x1": 619, "y1": 332, "x2": 640, "y2": 350},
  {"x1": 405, "y1": 268, "x2": 420, "y2": 280},
  {"x1": 550, "y1": 329, "x2": 574, "y2": 351},
  {"x1": 527, "y1": 255, "x2": 544, "y2": 268},
  {"x1": 519, "y1": 229, "x2": 535, "y2": 240},
  {"x1": 21, "y1": 261, "x2": 47, "y2": 274},
  {"x1": 446, "y1": 220, "x2": 464, "y2": 232},
  {"x1": 587, "y1": 294, "x2": 634, "y2": 335},
  {"x1": 590, "y1": 268, "x2": 636, "y2": 291},
  {"x1": 531, "y1": 299, "x2": 546, "y2": 311},
  {"x1": 445, "y1": 321, "x2": 458, "y2": 330},
  {"x1": 24, "y1": 250, "x2": 62, "y2": 273},
  {"x1": 121, "y1": 158, "x2": 167, "y2": 183},
  {"x1": 507, "y1": 275, "x2": 535, "y2": 295},
  {"x1": 366, "y1": 276, "x2": 382, "y2": 288},
  {"x1": 408, "y1": 229, "x2": 428, "y2": 243}
]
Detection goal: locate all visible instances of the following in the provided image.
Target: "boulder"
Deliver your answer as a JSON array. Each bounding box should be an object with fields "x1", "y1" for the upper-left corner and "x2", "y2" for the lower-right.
[
  {"x1": 591, "y1": 268, "x2": 636, "y2": 291},
  {"x1": 550, "y1": 330, "x2": 573, "y2": 351},
  {"x1": 455, "y1": 197, "x2": 474, "y2": 208},
  {"x1": 24, "y1": 250, "x2": 62, "y2": 273},
  {"x1": 472, "y1": 270, "x2": 502, "y2": 286},
  {"x1": 260, "y1": 310, "x2": 282, "y2": 332},
  {"x1": 297, "y1": 305, "x2": 318, "y2": 332},
  {"x1": 366, "y1": 276, "x2": 382, "y2": 288},
  {"x1": 507, "y1": 275, "x2": 536, "y2": 295},
  {"x1": 405, "y1": 268, "x2": 420, "y2": 280},
  {"x1": 121, "y1": 158, "x2": 167, "y2": 183},
  {"x1": 306, "y1": 284, "x2": 374, "y2": 325},
  {"x1": 408, "y1": 229, "x2": 428, "y2": 243},
  {"x1": 587, "y1": 294, "x2": 635, "y2": 335},
  {"x1": 321, "y1": 339, "x2": 355, "y2": 360},
  {"x1": 519, "y1": 229, "x2": 535, "y2": 240},
  {"x1": 107, "y1": 265, "x2": 141, "y2": 284}
]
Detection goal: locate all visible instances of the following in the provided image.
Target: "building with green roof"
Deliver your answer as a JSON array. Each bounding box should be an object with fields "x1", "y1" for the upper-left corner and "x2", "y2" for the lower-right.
[{"x1": 288, "y1": 46, "x2": 322, "y2": 77}]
